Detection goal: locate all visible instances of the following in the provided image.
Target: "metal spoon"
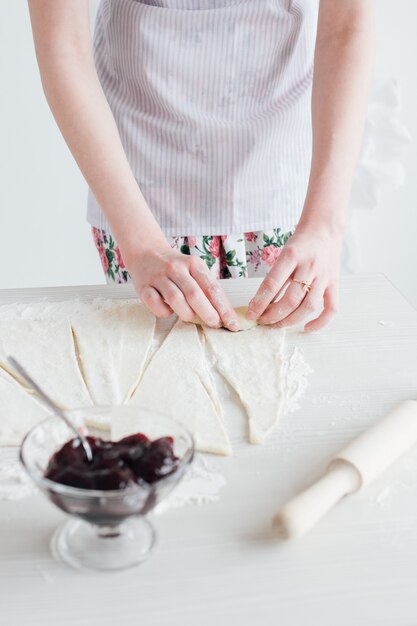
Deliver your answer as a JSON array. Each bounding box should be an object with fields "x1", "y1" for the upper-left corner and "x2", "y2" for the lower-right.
[{"x1": 7, "y1": 355, "x2": 93, "y2": 463}]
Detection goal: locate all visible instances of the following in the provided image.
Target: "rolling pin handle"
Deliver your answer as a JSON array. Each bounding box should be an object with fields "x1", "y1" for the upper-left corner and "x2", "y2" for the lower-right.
[{"x1": 272, "y1": 460, "x2": 362, "y2": 540}]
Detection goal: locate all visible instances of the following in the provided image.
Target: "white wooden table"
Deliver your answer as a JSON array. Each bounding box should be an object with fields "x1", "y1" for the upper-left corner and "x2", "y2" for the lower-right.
[{"x1": 1, "y1": 273, "x2": 417, "y2": 626}]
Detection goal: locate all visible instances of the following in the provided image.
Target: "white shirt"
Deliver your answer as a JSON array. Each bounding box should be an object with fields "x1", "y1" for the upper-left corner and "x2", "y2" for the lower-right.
[{"x1": 87, "y1": 0, "x2": 319, "y2": 236}]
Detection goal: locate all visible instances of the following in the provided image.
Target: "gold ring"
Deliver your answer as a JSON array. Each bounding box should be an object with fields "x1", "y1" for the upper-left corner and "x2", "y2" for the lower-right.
[{"x1": 291, "y1": 279, "x2": 312, "y2": 293}]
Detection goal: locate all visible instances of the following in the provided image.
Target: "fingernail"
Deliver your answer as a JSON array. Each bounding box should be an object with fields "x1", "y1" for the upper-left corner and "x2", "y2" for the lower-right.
[
  {"x1": 246, "y1": 310, "x2": 257, "y2": 320},
  {"x1": 208, "y1": 318, "x2": 221, "y2": 328},
  {"x1": 227, "y1": 319, "x2": 240, "y2": 331}
]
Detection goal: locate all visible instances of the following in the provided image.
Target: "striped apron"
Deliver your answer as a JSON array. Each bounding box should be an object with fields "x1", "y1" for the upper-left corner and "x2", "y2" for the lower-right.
[{"x1": 88, "y1": 0, "x2": 318, "y2": 238}]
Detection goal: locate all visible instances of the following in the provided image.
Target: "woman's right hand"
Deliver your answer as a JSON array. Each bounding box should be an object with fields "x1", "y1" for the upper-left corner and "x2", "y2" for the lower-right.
[
  {"x1": 27, "y1": 3, "x2": 239, "y2": 332},
  {"x1": 127, "y1": 243, "x2": 240, "y2": 331}
]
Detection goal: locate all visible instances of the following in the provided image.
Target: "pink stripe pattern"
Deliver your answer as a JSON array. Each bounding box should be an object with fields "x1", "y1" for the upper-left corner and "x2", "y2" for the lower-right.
[{"x1": 88, "y1": 0, "x2": 319, "y2": 237}]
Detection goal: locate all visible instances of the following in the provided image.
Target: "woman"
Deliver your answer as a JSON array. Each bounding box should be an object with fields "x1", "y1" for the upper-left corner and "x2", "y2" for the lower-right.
[{"x1": 28, "y1": 0, "x2": 375, "y2": 332}]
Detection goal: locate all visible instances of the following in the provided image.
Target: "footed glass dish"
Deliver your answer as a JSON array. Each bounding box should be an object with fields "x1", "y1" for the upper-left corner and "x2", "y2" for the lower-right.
[{"x1": 20, "y1": 407, "x2": 194, "y2": 572}]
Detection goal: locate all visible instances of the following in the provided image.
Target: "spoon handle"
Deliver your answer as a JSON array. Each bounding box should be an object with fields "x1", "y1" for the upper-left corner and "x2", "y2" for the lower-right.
[{"x1": 7, "y1": 356, "x2": 93, "y2": 462}]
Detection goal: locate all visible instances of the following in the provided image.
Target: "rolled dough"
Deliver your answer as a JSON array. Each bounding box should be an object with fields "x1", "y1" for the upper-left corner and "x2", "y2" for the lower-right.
[
  {"x1": 0, "y1": 367, "x2": 50, "y2": 445},
  {"x1": 124, "y1": 319, "x2": 232, "y2": 455},
  {"x1": 71, "y1": 303, "x2": 155, "y2": 406},
  {"x1": 0, "y1": 319, "x2": 93, "y2": 410},
  {"x1": 203, "y1": 325, "x2": 286, "y2": 444},
  {"x1": 193, "y1": 306, "x2": 257, "y2": 331}
]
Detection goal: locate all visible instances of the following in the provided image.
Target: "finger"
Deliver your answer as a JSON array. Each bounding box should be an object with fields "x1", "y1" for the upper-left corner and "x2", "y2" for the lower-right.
[
  {"x1": 273, "y1": 281, "x2": 324, "y2": 328},
  {"x1": 188, "y1": 258, "x2": 240, "y2": 331},
  {"x1": 163, "y1": 257, "x2": 221, "y2": 327},
  {"x1": 168, "y1": 263, "x2": 223, "y2": 328},
  {"x1": 246, "y1": 248, "x2": 297, "y2": 319},
  {"x1": 140, "y1": 286, "x2": 173, "y2": 318},
  {"x1": 157, "y1": 278, "x2": 196, "y2": 322},
  {"x1": 304, "y1": 284, "x2": 339, "y2": 332},
  {"x1": 250, "y1": 278, "x2": 292, "y2": 323},
  {"x1": 258, "y1": 273, "x2": 312, "y2": 325}
]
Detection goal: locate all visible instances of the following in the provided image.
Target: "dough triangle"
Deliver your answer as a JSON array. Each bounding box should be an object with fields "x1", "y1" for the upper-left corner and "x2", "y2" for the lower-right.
[
  {"x1": 203, "y1": 325, "x2": 286, "y2": 444},
  {"x1": 71, "y1": 303, "x2": 156, "y2": 406},
  {"x1": 193, "y1": 306, "x2": 257, "y2": 331},
  {"x1": 123, "y1": 319, "x2": 232, "y2": 455},
  {"x1": 0, "y1": 319, "x2": 93, "y2": 410},
  {"x1": 0, "y1": 367, "x2": 50, "y2": 445}
]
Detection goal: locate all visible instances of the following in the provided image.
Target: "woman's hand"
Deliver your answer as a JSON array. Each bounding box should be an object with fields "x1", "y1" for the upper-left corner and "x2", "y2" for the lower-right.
[
  {"x1": 246, "y1": 225, "x2": 343, "y2": 332},
  {"x1": 245, "y1": 0, "x2": 373, "y2": 334},
  {"x1": 128, "y1": 242, "x2": 240, "y2": 331}
]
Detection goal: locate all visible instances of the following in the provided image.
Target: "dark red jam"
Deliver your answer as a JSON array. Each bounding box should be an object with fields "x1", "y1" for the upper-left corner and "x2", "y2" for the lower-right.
[{"x1": 44, "y1": 433, "x2": 179, "y2": 490}]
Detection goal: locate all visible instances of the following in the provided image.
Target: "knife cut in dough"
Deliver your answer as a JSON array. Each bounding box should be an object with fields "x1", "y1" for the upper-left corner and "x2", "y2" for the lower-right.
[
  {"x1": 0, "y1": 367, "x2": 50, "y2": 445},
  {"x1": 0, "y1": 319, "x2": 93, "y2": 410},
  {"x1": 71, "y1": 303, "x2": 156, "y2": 406},
  {"x1": 193, "y1": 306, "x2": 257, "y2": 331},
  {"x1": 123, "y1": 319, "x2": 232, "y2": 455},
  {"x1": 203, "y1": 325, "x2": 286, "y2": 444}
]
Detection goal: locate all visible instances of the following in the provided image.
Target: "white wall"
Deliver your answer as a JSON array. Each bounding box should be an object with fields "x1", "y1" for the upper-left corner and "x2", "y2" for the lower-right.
[
  {"x1": 1, "y1": 1, "x2": 416, "y2": 306},
  {"x1": 0, "y1": 1, "x2": 103, "y2": 289},
  {"x1": 349, "y1": 0, "x2": 417, "y2": 308}
]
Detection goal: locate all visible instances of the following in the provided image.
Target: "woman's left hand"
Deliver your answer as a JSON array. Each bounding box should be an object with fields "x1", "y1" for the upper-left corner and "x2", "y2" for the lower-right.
[{"x1": 246, "y1": 225, "x2": 343, "y2": 332}]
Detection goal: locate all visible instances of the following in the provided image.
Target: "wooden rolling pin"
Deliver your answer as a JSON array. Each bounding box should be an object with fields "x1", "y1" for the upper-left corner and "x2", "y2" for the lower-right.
[{"x1": 272, "y1": 400, "x2": 417, "y2": 539}]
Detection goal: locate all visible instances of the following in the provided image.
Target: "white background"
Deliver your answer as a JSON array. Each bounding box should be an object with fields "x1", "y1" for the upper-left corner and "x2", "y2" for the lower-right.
[{"x1": 0, "y1": 0, "x2": 416, "y2": 305}]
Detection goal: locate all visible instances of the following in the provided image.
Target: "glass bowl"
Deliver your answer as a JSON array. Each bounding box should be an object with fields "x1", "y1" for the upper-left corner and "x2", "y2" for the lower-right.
[{"x1": 20, "y1": 406, "x2": 194, "y2": 572}]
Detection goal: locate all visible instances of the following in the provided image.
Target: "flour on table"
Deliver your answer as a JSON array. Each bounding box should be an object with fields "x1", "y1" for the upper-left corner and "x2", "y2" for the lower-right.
[
  {"x1": 278, "y1": 346, "x2": 314, "y2": 415},
  {"x1": 126, "y1": 319, "x2": 232, "y2": 456},
  {"x1": 71, "y1": 303, "x2": 155, "y2": 406},
  {"x1": 0, "y1": 449, "x2": 225, "y2": 512},
  {"x1": 153, "y1": 453, "x2": 226, "y2": 514},
  {"x1": 0, "y1": 456, "x2": 39, "y2": 501},
  {"x1": 370, "y1": 486, "x2": 392, "y2": 508}
]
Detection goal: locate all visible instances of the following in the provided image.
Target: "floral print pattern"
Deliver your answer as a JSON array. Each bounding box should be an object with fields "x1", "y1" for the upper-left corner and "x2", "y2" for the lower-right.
[
  {"x1": 178, "y1": 235, "x2": 248, "y2": 279},
  {"x1": 92, "y1": 228, "x2": 130, "y2": 284},
  {"x1": 92, "y1": 226, "x2": 294, "y2": 284}
]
